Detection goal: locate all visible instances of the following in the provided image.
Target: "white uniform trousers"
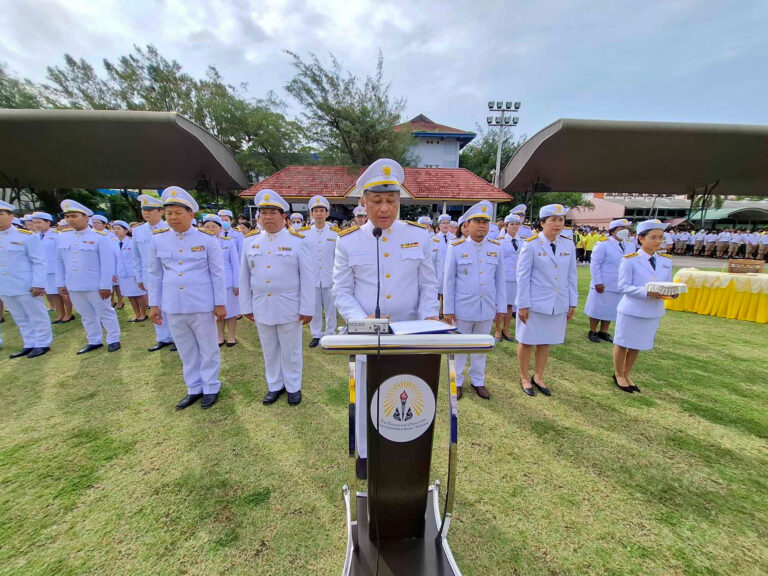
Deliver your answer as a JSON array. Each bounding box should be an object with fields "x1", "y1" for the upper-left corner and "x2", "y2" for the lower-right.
[
  {"x1": 310, "y1": 286, "x2": 337, "y2": 338},
  {"x1": 167, "y1": 312, "x2": 221, "y2": 395},
  {"x1": 153, "y1": 310, "x2": 173, "y2": 344},
  {"x1": 69, "y1": 291, "x2": 121, "y2": 345},
  {"x1": 256, "y1": 321, "x2": 303, "y2": 393},
  {"x1": 453, "y1": 319, "x2": 494, "y2": 388},
  {"x1": 2, "y1": 294, "x2": 53, "y2": 348}
]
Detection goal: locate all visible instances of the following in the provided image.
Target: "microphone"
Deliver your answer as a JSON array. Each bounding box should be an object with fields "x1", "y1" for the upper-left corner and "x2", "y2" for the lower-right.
[{"x1": 372, "y1": 227, "x2": 382, "y2": 319}]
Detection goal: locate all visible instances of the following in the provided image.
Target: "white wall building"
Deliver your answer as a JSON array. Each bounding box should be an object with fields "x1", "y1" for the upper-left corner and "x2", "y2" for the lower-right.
[{"x1": 395, "y1": 114, "x2": 475, "y2": 169}]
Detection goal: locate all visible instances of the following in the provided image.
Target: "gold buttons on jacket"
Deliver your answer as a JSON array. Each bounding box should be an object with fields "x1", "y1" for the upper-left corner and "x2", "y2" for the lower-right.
[
  {"x1": 384, "y1": 252, "x2": 390, "y2": 258},
  {"x1": 386, "y1": 294, "x2": 391, "y2": 299},
  {"x1": 385, "y1": 273, "x2": 391, "y2": 278}
]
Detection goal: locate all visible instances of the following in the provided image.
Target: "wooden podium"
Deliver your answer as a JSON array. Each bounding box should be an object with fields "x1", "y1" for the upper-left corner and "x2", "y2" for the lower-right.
[{"x1": 321, "y1": 333, "x2": 496, "y2": 576}]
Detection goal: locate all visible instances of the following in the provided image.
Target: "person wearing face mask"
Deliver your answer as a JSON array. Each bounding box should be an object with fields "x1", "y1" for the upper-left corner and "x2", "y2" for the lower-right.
[
  {"x1": 290, "y1": 212, "x2": 304, "y2": 231},
  {"x1": 585, "y1": 219, "x2": 631, "y2": 343},
  {"x1": 218, "y1": 210, "x2": 243, "y2": 258}
]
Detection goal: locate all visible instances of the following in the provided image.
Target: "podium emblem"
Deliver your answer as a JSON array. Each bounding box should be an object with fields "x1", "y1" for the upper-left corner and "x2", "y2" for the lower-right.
[{"x1": 371, "y1": 374, "x2": 436, "y2": 443}]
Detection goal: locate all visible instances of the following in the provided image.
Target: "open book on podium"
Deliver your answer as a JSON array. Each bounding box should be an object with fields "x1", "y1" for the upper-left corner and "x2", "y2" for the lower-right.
[{"x1": 320, "y1": 332, "x2": 495, "y2": 576}]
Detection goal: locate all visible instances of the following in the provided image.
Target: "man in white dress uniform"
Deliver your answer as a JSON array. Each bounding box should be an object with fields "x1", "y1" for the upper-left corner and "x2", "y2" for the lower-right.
[{"x1": 332, "y1": 159, "x2": 440, "y2": 479}]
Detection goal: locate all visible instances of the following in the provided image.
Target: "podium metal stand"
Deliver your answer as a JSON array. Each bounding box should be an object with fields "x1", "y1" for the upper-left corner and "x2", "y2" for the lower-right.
[{"x1": 321, "y1": 333, "x2": 496, "y2": 576}]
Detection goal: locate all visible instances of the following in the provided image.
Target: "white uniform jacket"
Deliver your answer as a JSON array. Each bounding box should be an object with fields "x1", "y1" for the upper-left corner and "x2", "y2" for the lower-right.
[
  {"x1": 332, "y1": 220, "x2": 439, "y2": 321},
  {"x1": 0, "y1": 226, "x2": 46, "y2": 294},
  {"x1": 148, "y1": 227, "x2": 226, "y2": 314},
  {"x1": 302, "y1": 223, "x2": 339, "y2": 288},
  {"x1": 616, "y1": 251, "x2": 673, "y2": 318},
  {"x1": 515, "y1": 233, "x2": 578, "y2": 314},
  {"x1": 239, "y1": 227, "x2": 314, "y2": 324},
  {"x1": 56, "y1": 228, "x2": 116, "y2": 291},
  {"x1": 589, "y1": 237, "x2": 626, "y2": 292},
  {"x1": 443, "y1": 236, "x2": 506, "y2": 321}
]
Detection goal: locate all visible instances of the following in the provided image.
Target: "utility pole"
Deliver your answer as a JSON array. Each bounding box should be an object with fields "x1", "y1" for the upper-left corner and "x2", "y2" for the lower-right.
[{"x1": 487, "y1": 101, "x2": 521, "y2": 189}]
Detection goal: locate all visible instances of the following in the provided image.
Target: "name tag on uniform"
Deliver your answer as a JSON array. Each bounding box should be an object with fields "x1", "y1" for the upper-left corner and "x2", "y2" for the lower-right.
[
  {"x1": 327, "y1": 238, "x2": 336, "y2": 242},
  {"x1": 401, "y1": 242, "x2": 419, "y2": 249},
  {"x1": 461, "y1": 253, "x2": 469, "y2": 258},
  {"x1": 221, "y1": 246, "x2": 228, "y2": 250},
  {"x1": 84, "y1": 240, "x2": 95, "y2": 245},
  {"x1": 191, "y1": 245, "x2": 205, "y2": 252},
  {"x1": 278, "y1": 246, "x2": 292, "y2": 252},
  {"x1": 486, "y1": 251, "x2": 498, "y2": 257},
  {"x1": 560, "y1": 252, "x2": 570, "y2": 256},
  {"x1": 10, "y1": 241, "x2": 23, "y2": 246}
]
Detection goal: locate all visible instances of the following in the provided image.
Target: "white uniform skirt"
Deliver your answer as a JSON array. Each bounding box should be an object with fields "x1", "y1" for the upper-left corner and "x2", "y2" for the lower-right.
[
  {"x1": 516, "y1": 310, "x2": 567, "y2": 345},
  {"x1": 584, "y1": 288, "x2": 622, "y2": 322},
  {"x1": 505, "y1": 281, "x2": 517, "y2": 310},
  {"x1": 45, "y1": 273, "x2": 59, "y2": 295},
  {"x1": 614, "y1": 312, "x2": 660, "y2": 351},
  {"x1": 117, "y1": 275, "x2": 146, "y2": 298},
  {"x1": 224, "y1": 287, "x2": 240, "y2": 319}
]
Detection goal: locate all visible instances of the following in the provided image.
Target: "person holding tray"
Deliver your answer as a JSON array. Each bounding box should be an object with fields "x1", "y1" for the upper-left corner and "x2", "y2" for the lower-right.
[{"x1": 612, "y1": 219, "x2": 676, "y2": 393}]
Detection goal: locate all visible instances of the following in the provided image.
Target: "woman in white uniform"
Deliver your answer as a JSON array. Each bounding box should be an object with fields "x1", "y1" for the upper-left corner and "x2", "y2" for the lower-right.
[
  {"x1": 515, "y1": 204, "x2": 578, "y2": 397},
  {"x1": 613, "y1": 219, "x2": 674, "y2": 393},
  {"x1": 111, "y1": 221, "x2": 147, "y2": 322},
  {"x1": 584, "y1": 218, "x2": 631, "y2": 343},
  {"x1": 495, "y1": 213, "x2": 522, "y2": 342},
  {"x1": 202, "y1": 214, "x2": 241, "y2": 347}
]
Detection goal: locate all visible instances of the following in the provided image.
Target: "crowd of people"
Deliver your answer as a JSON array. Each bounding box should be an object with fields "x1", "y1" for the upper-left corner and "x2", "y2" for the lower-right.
[{"x1": 2, "y1": 160, "x2": 765, "y2": 473}]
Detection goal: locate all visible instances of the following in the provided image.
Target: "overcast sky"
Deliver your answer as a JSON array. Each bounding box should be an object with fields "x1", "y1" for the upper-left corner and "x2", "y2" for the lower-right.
[{"x1": 2, "y1": 0, "x2": 767, "y2": 139}]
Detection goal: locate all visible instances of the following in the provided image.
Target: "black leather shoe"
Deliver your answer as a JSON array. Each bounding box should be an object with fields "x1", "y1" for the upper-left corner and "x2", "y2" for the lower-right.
[
  {"x1": 262, "y1": 389, "x2": 285, "y2": 405},
  {"x1": 456, "y1": 386, "x2": 463, "y2": 400},
  {"x1": 226, "y1": 341, "x2": 237, "y2": 348},
  {"x1": 588, "y1": 331, "x2": 601, "y2": 343},
  {"x1": 61, "y1": 316, "x2": 76, "y2": 323},
  {"x1": 309, "y1": 338, "x2": 320, "y2": 348},
  {"x1": 598, "y1": 331, "x2": 614, "y2": 343},
  {"x1": 502, "y1": 331, "x2": 515, "y2": 342},
  {"x1": 51, "y1": 319, "x2": 63, "y2": 325},
  {"x1": 27, "y1": 347, "x2": 50, "y2": 359},
  {"x1": 9, "y1": 348, "x2": 33, "y2": 359},
  {"x1": 77, "y1": 344, "x2": 103, "y2": 355},
  {"x1": 201, "y1": 393, "x2": 219, "y2": 409},
  {"x1": 148, "y1": 341, "x2": 172, "y2": 352},
  {"x1": 630, "y1": 384, "x2": 641, "y2": 393},
  {"x1": 356, "y1": 457, "x2": 368, "y2": 480},
  {"x1": 474, "y1": 385, "x2": 491, "y2": 400},
  {"x1": 170, "y1": 344, "x2": 177, "y2": 352},
  {"x1": 107, "y1": 342, "x2": 121, "y2": 352},
  {"x1": 175, "y1": 393, "x2": 203, "y2": 410},
  {"x1": 613, "y1": 374, "x2": 633, "y2": 393},
  {"x1": 521, "y1": 381, "x2": 536, "y2": 397},
  {"x1": 531, "y1": 376, "x2": 551, "y2": 396},
  {"x1": 287, "y1": 391, "x2": 302, "y2": 406}
]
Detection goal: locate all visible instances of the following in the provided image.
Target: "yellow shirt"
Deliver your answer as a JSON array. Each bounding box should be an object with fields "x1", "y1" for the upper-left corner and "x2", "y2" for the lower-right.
[{"x1": 584, "y1": 233, "x2": 600, "y2": 251}]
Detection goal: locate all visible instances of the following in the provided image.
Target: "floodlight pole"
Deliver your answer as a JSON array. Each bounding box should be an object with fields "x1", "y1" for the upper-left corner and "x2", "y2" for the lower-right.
[{"x1": 493, "y1": 110, "x2": 505, "y2": 190}]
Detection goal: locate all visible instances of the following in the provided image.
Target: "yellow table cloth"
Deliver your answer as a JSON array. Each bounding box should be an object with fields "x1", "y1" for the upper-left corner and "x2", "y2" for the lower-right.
[{"x1": 666, "y1": 268, "x2": 768, "y2": 324}]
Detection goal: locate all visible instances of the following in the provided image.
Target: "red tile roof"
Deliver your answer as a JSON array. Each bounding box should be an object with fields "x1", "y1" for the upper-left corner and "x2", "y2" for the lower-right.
[
  {"x1": 239, "y1": 165, "x2": 509, "y2": 201},
  {"x1": 395, "y1": 114, "x2": 475, "y2": 137}
]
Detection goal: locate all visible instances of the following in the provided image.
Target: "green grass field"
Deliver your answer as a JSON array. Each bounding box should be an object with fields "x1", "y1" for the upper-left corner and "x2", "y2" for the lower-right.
[{"x1": 1, "y1": 268, "x2": 766, "y2": 575}]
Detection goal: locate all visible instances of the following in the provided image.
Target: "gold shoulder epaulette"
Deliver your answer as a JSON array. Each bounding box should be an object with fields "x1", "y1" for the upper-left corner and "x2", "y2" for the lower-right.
[
  {"x1": 658, "y1": 252, "x2": 673, "y2": 259},
  {"x1": 330, "y1": 226, "x2": 341, "y2": 233},
  {"x1": 246, "y1": 229, "x2": 261, "y2": 237},
  {"x1": 198, "y1": 228, "x2": 215, "y2": 236},
  {"x1": 221, "y1": 235, "x2": 231, "y2": 241},
  {"x1": 487, "y1": 238, "x2": 500, "y2": 245},
  {"x1": 130, "y1": 222, "x2": 142, "y2": 229},
  {"x1": 406, "y1": 220, "x2": 428, "y2": 229},
  {"x1": 451, "y1": 238, "x2": 465, "y2": 246},
  {"x1": 337, "y1": 225, "x2": 360, "y2": 238},
  {"x1": 560, "y1": 234, "x2": 574, "y2": 241},
  {"x1": 623, "y1": 252, "x2": 638, "y2": 259},
  {"x1": 18, "y1": 228, "x2": 33, "y2": 234},
  {"x1": 60, "y1": 228, "x2": 73, "y2": 233},
  {"x1": 300, "y1": 225, "x2": 311, "y2": 232},
  {"x1": 152, "y1": 228, "x2": 169, "y2": 235},
  {"x1": 94, "y1": 229, "x2": 107, "y2": 236},
  {"x1": 525, "y1": 233, "x2": 539, "y2": 242},
  {"x1": 289, "y1": 227, "x2": 305, "y2": 239},
  {"x1": 432, "y1": 236, "x2": 441, "y2": 243}
]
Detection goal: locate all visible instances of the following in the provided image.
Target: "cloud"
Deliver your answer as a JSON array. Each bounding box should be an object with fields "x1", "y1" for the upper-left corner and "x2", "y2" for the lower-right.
[{"x1": 2, "y1": 0, "x2": 768, "y2": 136}]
